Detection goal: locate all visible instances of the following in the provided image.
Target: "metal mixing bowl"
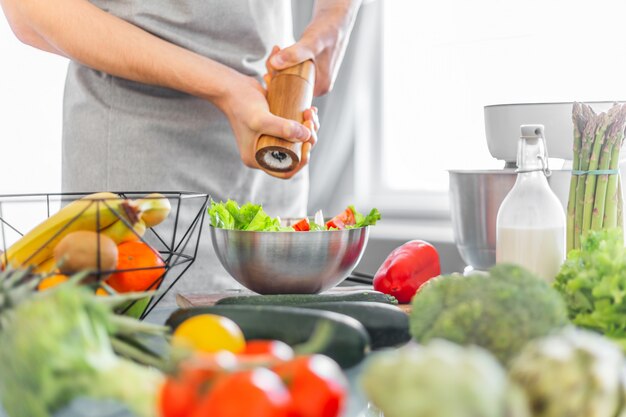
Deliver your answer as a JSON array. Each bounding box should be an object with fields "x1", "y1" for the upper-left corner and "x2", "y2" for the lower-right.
[
  {"x1": 448, "y1": 169, "x2": 570, "y2": 271},
  {"x1": 210, "y1": 222, "x2": 370, "y2": 294}
]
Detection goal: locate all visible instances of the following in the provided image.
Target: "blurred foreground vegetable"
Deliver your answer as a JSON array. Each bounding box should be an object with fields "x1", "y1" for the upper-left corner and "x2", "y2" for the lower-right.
[
  {"x1": 554, "y1": 228, "x2": 626, "y2": 348},
  {"x1": 509, "y1": 327, "x2": 625, "y2": 417},
  {"x1": 361, "y1": 340, "x2": 530, "y2": 417},
  {"x1": 0, "y1": 268, "x2": 168, "y2": 417},
  {"x1": 410, "y1": 264, "x2": 569, "y2": 363}
]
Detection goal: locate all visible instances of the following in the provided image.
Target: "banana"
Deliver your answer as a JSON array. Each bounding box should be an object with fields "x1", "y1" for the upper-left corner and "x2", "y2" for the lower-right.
[
  {"x1": 3, "y1": 192, "x2": 137, "y2": 268},
  {"x1": 34, "y1": 256, "x2": 59, "y2": 275},
  {"x1": 101, "y1": 217, "x2": 147, "y2": 244},
  {"x1": 135, "y1": 193, "x2": 172, "y2": 227}
]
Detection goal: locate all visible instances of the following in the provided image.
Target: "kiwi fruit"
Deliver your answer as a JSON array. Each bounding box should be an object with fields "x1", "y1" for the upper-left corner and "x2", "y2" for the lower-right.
[{"x1": 54, "y1": 231, "x2": 118, "y2": 278}]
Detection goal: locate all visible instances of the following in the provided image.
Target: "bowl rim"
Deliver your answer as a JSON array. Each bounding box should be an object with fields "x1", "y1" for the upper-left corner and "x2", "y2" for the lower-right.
[{"x1": 208, "y1": 224, "x2": 370, "y2": 234}]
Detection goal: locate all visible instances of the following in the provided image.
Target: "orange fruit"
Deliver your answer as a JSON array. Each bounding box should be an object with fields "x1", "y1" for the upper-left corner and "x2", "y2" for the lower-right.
[
  {"x1": 38, "y1": 274, "x2": 69, "y2": 291},
  {"x1": 106, "y1": 241, "x2": 165, "y2": 292}
]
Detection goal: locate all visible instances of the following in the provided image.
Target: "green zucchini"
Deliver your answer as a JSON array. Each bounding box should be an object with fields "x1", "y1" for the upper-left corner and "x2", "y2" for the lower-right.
[
  {"x1": 166, "y1": 305, "x2": 371, "y2": 368},
  {"x1": 296, "y1": 302, "x2": 410, "y2": 349},
  {"x1": 215, "y1": 290, "x2": 398, "y2": 306}
]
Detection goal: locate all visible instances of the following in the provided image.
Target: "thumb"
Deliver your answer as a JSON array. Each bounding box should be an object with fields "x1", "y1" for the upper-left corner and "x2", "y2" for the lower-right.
[{"x1": 270, "y1": 43, "x2": 315, "y2": 70}]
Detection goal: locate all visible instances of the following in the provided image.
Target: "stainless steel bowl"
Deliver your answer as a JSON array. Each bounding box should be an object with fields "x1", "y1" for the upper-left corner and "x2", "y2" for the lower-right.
[
  {"x1": 448, "y1": 170, "x2": 570, "y2": 271},
  {"x1": 210, "y1": 223, "x2": 370, "y2": 294}
]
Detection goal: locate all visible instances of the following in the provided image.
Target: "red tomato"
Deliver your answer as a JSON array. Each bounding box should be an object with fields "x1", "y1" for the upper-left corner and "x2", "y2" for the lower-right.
[
  {"x1": 292, "y1": 218, "x2": 311, "y2": 232},
  {"x1": 326, "y1": 207, "x2": 355, "y2": 230},
  {"x1": 190, "y1": 368, "x2": 292, "y2": 417},
  {"x1": 107, "y1": 241, "x2": 165, "y2": 292},
  {"x1": 159, "y1": 352, "x2": 238, "y2": 417},
  {"x1": 373, "y1": 240, "x2": 441, "y2": 303},
  {"x1": 241, "y1": 340, "x2": 295, "y2": 361},
  {"x1": 273, "y1": 355, "x2": 348, "y2": 417}
]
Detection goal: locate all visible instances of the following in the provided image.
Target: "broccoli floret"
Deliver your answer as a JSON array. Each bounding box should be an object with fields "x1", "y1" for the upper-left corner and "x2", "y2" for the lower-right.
[{"x1": 410, "y1": 264, "x2": 569, "y2": 364}]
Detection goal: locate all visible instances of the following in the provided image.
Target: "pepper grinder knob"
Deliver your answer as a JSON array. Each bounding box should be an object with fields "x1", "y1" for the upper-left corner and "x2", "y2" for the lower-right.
[{"x1": 255, "y1": 60, "x2": 315, "y2": 174}]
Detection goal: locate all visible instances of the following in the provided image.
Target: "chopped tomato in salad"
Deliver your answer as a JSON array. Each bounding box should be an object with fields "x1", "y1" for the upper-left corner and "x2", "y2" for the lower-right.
[
  {"x1": 326, "y1": 207, "x2": 356, "y2": 230},
  {"x1": 292, "y1": 218, "x2": 311, "y2": 232}
]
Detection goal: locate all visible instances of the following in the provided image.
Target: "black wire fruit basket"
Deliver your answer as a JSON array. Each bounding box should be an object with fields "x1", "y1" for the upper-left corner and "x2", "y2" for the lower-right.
[{"x1": 0, "y1": 191, "x2": 209, "y2": 319}]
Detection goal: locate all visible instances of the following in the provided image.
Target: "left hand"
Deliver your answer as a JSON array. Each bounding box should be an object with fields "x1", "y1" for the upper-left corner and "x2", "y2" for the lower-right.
[{"x1": 266, "y1": 2, "x2": 360, "y2": 96}]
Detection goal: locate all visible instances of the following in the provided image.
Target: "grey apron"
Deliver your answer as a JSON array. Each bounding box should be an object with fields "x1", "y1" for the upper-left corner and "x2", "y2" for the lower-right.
[{"x1": 61, "y1": 0, "x2": 308, "y2": 301}]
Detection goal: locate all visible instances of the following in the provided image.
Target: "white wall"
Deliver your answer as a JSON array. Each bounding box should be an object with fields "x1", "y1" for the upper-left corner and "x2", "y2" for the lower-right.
[{"x1": 0, "y1": 18, "x2": 67, "y2": 194}]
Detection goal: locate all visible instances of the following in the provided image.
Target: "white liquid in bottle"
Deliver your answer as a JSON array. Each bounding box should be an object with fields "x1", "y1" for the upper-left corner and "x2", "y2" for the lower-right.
[
  {"x1": 496, "y1": 226, "x2": 565, "y2": 282},
  {"x1": 496, "y1": 125, "x2": 566, "y2": 282}
]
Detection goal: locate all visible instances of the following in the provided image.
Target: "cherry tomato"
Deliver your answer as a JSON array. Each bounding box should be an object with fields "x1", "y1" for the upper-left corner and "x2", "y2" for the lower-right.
[
  {"x1": 190, "y1": 368, "x2": 292, "y2": 417},
  {"x1": 159, "y1": 354, "x2": 230, "y2": 417},
  {"x1": 241, "y1": 340, "x2": 295, "y2": 361},
  {"x1": 160, "y1": 352, "x2": 238, "y2": 417},
  {"x1": 326, "y1": 207, "x2": 355, "y2": 230},
  {"x1": 107, "y1": 241, "x2": 165, "y2": 292},
  {"x1": 273, "y1": 355, "x2": 348, "y2": 417},
  {"x1": 172, "y1": 314, "x2": 246, "y2": 354},
  {"x1": 292, "y1": 218, "x2": 311, "y2": 232},
  {"x1": 373, "y1": 240, "x2": 441, "y2": 303}
]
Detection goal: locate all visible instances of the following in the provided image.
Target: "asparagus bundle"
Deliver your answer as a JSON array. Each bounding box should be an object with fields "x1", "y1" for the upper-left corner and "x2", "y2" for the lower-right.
[{"x1": 567, "y1": 103, "x2": 626, "y2": 252}]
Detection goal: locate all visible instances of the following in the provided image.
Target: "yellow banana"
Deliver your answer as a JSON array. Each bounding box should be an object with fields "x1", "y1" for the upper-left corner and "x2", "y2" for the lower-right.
[
  {"x1": 135, "y1": 193, "x2": 172, "y2": 227},
  {"x1": 3, "y1": 192, "x2": 136, "y2": 268},
  {"x1": 101, "y1": 217, "x2": 147, "y2": 244},
  {"x1": 34, "y1": 256, "x2": 59, "y2": 275}
]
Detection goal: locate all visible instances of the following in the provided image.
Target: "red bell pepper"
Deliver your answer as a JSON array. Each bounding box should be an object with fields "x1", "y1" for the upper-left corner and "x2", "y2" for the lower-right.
[{"x1": 373, "y1": 240, "x2": 441, "y2": 303}]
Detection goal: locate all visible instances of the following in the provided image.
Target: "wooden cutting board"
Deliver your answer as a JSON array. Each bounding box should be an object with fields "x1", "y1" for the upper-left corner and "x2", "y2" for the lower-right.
[{"x1": 176, "y1": 285, "x2": 412, "y2": 314}]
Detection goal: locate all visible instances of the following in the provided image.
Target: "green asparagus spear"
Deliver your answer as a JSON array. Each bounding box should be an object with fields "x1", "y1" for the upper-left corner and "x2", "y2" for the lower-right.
[
  {"x1": 567, "y1": 103, "x2": 585, "y2": 252},
  {"x1": 582, "y1": 107, "x2": 616, "y2": 234},
  {"x1": 574, "y1": 108, "x2": 598, "y2": 248},
  {"x1": 618, "y1": 175, "x2": 623, "y2": 229},
  {"x1": 605, "y1": 113, "x2": 626, "y2": 228},
  {"x1": 592, "y1": 106, "x2": 626, "y2": 230}
]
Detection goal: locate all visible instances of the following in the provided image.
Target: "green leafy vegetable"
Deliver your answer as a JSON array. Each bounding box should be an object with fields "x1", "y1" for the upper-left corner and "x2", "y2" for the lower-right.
[
  {"x1": 554, "y1": 228, "x2": 626, "y2": 348},
  {"x1": 349, "y1": 206, "x2": 382, "y2": 228},
  {"x1": 208, "y1": 201, "x2": 235, "y2": 229}
]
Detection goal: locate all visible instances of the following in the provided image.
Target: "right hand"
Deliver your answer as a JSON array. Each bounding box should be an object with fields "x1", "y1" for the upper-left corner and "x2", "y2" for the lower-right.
[{"x1": 215, "y1": 71, "x2": 318, "y2": 180}]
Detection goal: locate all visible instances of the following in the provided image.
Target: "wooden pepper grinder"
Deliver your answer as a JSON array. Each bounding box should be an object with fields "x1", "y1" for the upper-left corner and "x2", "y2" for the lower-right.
[{"x1": 255, "y1": 60, "x2": 315, "y2": 173}]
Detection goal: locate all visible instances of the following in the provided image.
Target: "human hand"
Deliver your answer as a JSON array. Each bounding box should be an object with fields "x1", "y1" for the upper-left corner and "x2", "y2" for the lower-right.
[
  {"x1": 215, "y1": 70, "x2": 319, "y2": 180},
  {"x1": 267, "y1": 1, "x2": 360, "y2": 96}
]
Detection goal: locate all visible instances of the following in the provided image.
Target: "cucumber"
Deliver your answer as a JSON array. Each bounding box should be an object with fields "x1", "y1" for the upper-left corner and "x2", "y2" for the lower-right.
[
  {"x1": 296, "y1": 302, "x2": 410, "y2": 349},
  {"x1": 215, "y1": 290, "x2": 398, "y2": 306},
  {"x1": 166, "y1": 305, "x2": 371, "y2": 368}
]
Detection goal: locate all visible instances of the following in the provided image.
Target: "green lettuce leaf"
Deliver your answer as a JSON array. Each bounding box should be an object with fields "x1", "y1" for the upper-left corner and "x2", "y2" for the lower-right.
[
  {"x1": 245, "y1": 208, "x2": 281, "y2": 231},
  {"x1": 349, "y1": 206, "x2": 382, "y2": 228},
  {"x1": 208, "y1": 201, "x2": 235, "y2": 229}
]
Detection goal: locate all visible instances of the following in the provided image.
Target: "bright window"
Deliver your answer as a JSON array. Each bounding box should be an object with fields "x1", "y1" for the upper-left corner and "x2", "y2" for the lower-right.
[
  {"x1": 0, "y1": 19, "x2": 67, "y2": 194},
  {"x1": 382, "y1": 0, "x2": 626, "y2": 194}
]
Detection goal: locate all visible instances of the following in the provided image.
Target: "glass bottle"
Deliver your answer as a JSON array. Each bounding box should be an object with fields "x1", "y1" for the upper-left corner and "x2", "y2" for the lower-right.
[{"x1": 496, "y1": 125, "x2": 565, "y2": 282}]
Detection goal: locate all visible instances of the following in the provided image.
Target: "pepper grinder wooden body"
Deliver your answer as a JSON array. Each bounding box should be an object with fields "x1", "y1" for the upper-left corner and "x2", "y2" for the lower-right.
[{"x1": 255, "y1": 60, "x2": 315, "y2": 173}]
